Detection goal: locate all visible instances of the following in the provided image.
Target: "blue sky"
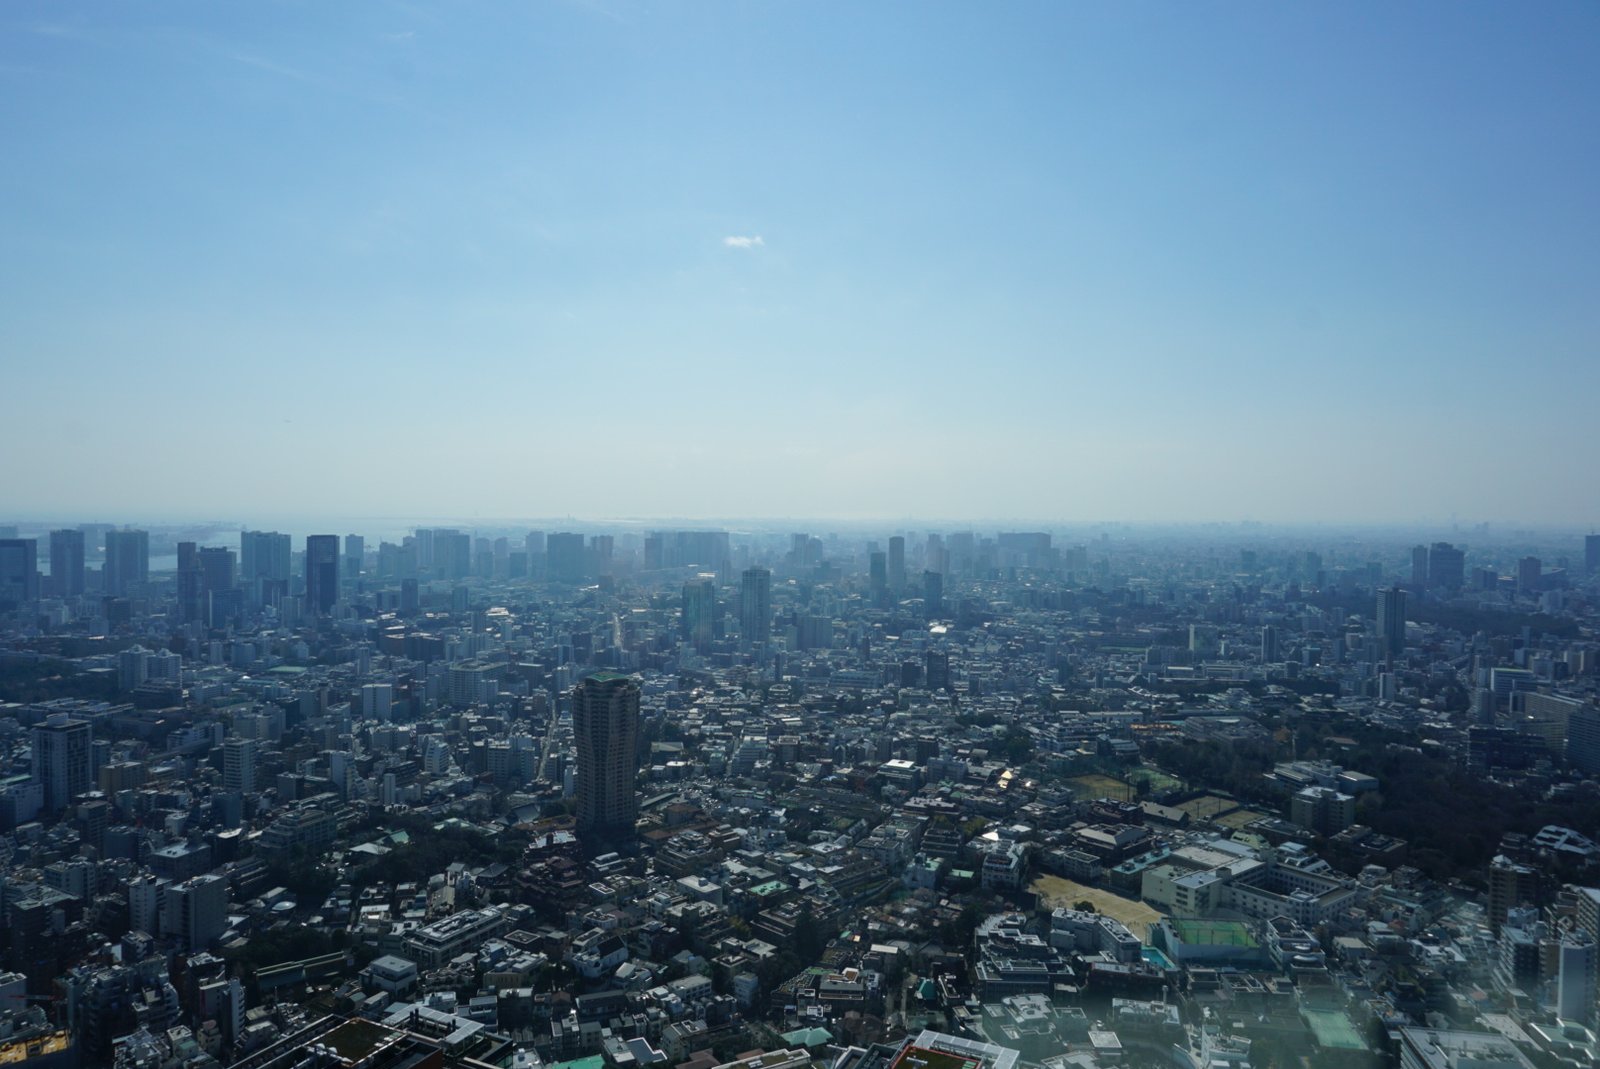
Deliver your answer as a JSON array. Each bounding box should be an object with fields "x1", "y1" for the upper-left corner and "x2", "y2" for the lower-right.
[{"x1": 3, "y1": 2, "x2": 1597, "y2": 525}]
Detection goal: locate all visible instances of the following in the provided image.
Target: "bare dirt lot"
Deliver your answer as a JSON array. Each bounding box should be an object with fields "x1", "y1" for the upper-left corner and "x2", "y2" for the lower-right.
[{"x1": 1030, "y1": 875, "x2": 1166, "y2": 938}]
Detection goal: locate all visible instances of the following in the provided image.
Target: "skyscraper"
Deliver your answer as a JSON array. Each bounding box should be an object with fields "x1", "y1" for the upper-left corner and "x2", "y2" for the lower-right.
[
  {"x1": 1428, "y1": 542, "x2": 1465, "y2": 592},
  {"x1": 305, "y1": 535, "x2": 340, "y2": 614},
  {"x1": 343, "y1": 534, "x2": 364, "y2": 579},
  {"x1": 103, "y1": 529, "x2": 149, "y2": 597},
  {"x1": 1377, "y1": 587, "x2": 1407, "y2": 659},
  {"x1": 0, "y1": 539, "x2": 39, "y2": 607},
  {"x1": 33, "y1": 712, "x2": 91, "y2": 813},
  {"x1": 49, "y1": 529, "x2": 85, "y2": 596},
  {"x1": 177, "y1": 542, "x2": 205, "y2": 622},
  {"x1": 739, "y1": 567, "x2": 771, "y2": 652},
  {"x1": 1517, "y1": 556, "x2": 1542, "y2": 596},
  {"x1": 869, "y1": 551, "x2": 887, "y2": 604},
  {"x1": 547, "y1": 533, "x2": 586, "y2": 583},
  {"x1": 572, "y1": 672, "x2": 640, "y2": 845},
  {"x1": 1587, "y1": 535, "x2": 1600, "y2": 575},
  {"x1": 923, "y1": 570, "x2": 943, "y2": 617},
  {"x1": 888, "y1": 535, "x2": 906, "y2": 594},
  {"x1": 1410, "y1": 545, "x2": 1429, "y2": 587},
  {"x1": 240, "y1": 530, "x2": 291, "y2": 606},
  {"x1": 681, "y1": 577, "x2": 717, "y2": 653}
]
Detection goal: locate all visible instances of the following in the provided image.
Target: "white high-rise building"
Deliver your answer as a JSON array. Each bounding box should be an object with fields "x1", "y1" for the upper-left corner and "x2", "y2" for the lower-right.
[{"x1": 222, "y1": 737, "x2": 256, "y2": 794}]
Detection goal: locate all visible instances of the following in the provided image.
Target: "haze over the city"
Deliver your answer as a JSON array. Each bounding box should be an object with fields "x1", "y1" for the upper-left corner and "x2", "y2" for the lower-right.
[{"x1": 3, "y1": 3, "x2": 1597, "y2": 524}]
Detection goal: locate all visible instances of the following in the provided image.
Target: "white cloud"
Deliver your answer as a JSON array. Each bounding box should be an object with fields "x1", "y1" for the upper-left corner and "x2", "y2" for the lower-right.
[{"x1": 722, "y1": 235, "x2": 764, "y2": 249}]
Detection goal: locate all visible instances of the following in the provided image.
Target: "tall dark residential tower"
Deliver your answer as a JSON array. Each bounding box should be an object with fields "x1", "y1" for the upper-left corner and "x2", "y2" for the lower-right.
[
  {"x1": 572, "y1": 672, "x2": 640, "y2": 845},
  {"x1": 33, "y1": 712, "x2": 91, "y2": 813},
  {"x1": 304, "y1": 535, "x2": 340, "y2": 615},
  {"x1": 1428, "y1": 542, "x2": 1465, "y2": 592},
  {"x1": 103, "y1": 529, "x2": 149, "y2": 596},
  {"x1": 49, "y1": 529, "x2": 85, "y2": 596},
  {"x1": 0, "y1": 539, "x2": 39, "y2": 607},
  {"x1": 1260, "y1": 625, "x2": 1279, "y2": 664},
  {"x1": 888, "y1": 536, "x2": 906, "y2": 594},
  {"x1": 1410, "y1": 545, "x2": 1429, "y2": 587},
  {"x1": 739, "y1": 567, "x2": 771, "y2": 652},
  {"x1": 1587, "y1": 535, "x2": 1600, "y2": 575},
  {"x1": 1377, "y1": 587, "x2": 1407, "y2": 659}
]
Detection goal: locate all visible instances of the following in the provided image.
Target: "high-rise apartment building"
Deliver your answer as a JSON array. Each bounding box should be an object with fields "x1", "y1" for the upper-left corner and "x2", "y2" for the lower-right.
[
  {"x1": 304, "y1": 535, "x2": 340, "y2": 614},
  {"x1": 33, "y1": 713, "x2": 91, "y2": 813},
  {"x1": 49, "y1": 529, "x2": 85, "y2": 596},
  {"x1": 0, "y1": 539, "x2": 38, "y2": 607},
  {"x1": 222, "y1": 737, "x2": 256, "y2": 794},
  {"x1": 572, "y1": 672, "x2": 640, "y2": 845},
  {"x1": 1377, "y1": 587, "x2": 1407, "y2": 659},
  {"x1": 240, "y1": 530, "x2": 291, "y2": 606},
  {"x1": 739, "y1": 567, "x2": 771, "y2": 652},
  {"x1": 1410, "y1": 545, "x2": 1429, "y2": 587},
  {"x1": 103, "y1": 529, "x2": 149, "y2": 597}
]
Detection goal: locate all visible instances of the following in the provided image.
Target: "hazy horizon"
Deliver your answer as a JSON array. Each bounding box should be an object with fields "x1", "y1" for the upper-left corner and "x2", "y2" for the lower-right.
[{"x1": 4, "y1": 3, "x2": 1597, "y2": 525}]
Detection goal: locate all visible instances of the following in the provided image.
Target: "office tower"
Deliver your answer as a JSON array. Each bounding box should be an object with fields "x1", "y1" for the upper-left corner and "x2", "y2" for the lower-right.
[
  {"x1": 681, "y1": 577, "x2": 717, "y2": 653},
  {"x1": 0, "y1": 539, "x2": 39, "y2": 607},
  {"x1": 430, "y1": 530, "x2": 470, "y2": 580},
  {"x1": 888, "y1": 536, "x2": 906, "y2": 594},
  {"x1": 869, "y1": 551, "x2": 888, "y2": 603},
  {"x1": 49, "y1": 529, "x2": 85, "y2": 596},
  {"x1": 572, "y1": 672, "x2": 640, "y2": 844},
  {"x1": 33, "y1": 713, "x2": 91, "y2": 813},
  {"x1": 1427, "y1": 542, "x2": 1465, "y2": 592},
  {"x1": 1517, "y1": 556, "x2": 1541, "y2": 596},
  {"x1": 1410, "y1": 545, "x2": 1429, "y2": 586},
  {"x1": 305, "y1": 535, "x2": 340, "y2": 614},
  {"x1": 222, "y1": 737, "x2": 256, "y2": 794},
  {"x1": 925, "y1": 649, "x2": 951, "y2": 692},
  {"x1": 400, "y1": 578, "x2": 419, "y2": 615},
  {"x1": 103, "y1": 529, "x2": 149, "y2": 596},
  {"x1": 1588, "y1": 535, "x2": 1600, "y2": 575},
  {"x1": 200, "y1": 546, "x2": 235, "y2": 605},
  {"x1": 739, "y1": 567, "x2": 771, "y2": 651},
  {"x1": 1377, "y1": 587, "x2": 1407, "y2": 658},
  {"x1": 589, "y1": 534, "x2": 614, "y2": 575},
  {"x1": 240, "y1": 530, "x2": 291, "y2": 606},
  {"x1": 547, "y1": 533, "x2": 585, "y2": 583},
  {"x1": 923, "y1": 570, "x2": 943, "y2": 616},
  {"x1": 1260, "y1": 625, "x2": 1279, "y2": 664},
  {"x1": 344, "y1": 534, "x2": 364, "y2": 578},
  {"x1": 177, "y1": 542, "x2": 205, "y2": 622}
]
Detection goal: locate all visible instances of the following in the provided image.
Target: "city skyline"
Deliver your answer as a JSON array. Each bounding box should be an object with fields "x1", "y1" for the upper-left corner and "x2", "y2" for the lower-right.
[{"x1": 3, "y1": 3, "x2": 1598, "y2": 525}]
